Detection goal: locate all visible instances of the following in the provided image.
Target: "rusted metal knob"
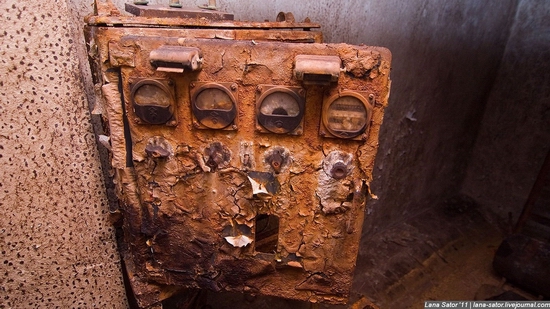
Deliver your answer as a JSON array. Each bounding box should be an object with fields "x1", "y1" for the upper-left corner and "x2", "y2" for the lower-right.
[
  {"x1": 270, "y1": 153, "x2": 283, "y2": 173},
  {"x1": 145, "y1": 144, "x2": 170, "y2": 158},
  {"x1": 330, "y1": 162, "x2": 348, "y2": 179},
  {"x1": 323, "y1": 151, "x2": 353, "y2": 180},
  {"x1": 205, "y1": 142, "x2": 231, "y2": 171},
  {"x1": 206, "y1": 153, "x2": 223, "y2": 169},
  {"x1": 265, "y1": 148, "x2": 287, "y2": 174}
]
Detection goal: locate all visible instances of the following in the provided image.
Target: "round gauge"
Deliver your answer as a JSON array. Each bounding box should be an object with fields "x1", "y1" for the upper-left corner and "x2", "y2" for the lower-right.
[
  {"x1": 257, "y1": 87, "x2": 305, "y2": 134},
  {"x1": 323, "y1": 93, "x2": 371, "y2": 138},
  {"x1": 131, "y1": 80, "x2": 174, "y2": 125},
  {"x1": 191, "y1": 83, "x2": 237, "y2": 130}
]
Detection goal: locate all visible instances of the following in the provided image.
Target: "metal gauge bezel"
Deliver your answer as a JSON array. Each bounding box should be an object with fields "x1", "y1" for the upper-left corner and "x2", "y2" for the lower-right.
[
  {"x1": 255, "y1": 85, "x2": 306, "y2": 135},
  {"x1": 321, "y1": 90, "x2": 373, "y2": 140},
  {"x1": 130, "y1": 78, "x2": 177, "y2": 126},
  {"x1": 190, "y1": 82, "x2": 238, "y2": 130}
]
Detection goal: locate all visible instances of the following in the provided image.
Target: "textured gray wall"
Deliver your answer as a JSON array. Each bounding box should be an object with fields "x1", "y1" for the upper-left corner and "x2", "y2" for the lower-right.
[{"x1": 461, "y1": 0, "x2": 550, "y2": 226}]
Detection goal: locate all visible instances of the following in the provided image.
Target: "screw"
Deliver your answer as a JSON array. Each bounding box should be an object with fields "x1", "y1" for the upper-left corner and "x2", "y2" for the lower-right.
[
  {"x1": 298, "y1": 89, "x2": 305, "y2": 96},
  {"x1": 167, "y1": 120, "x2": 177, "y2": 126},
  {"x1": 361, "y1": 133, "x2": 368, "y2": 141},
  {"x1": 256, "y1": 85, "x2": 262, "y2": 93},
  {"x1": 193, "y1": 121, "x2": 201, "y2": 128},
  {"x1": 189, "y1": 82, "x2": 195, "y2": 88},
  {"x1": 232, "y1": 124, "x2": 238, "y2": 130},
  {"x1": 168, "y1": 80, "x2": 174, "y2": 86},
  {"x1": 369, "y1": 93, "x2": 374, "y2": 101},
  {"x1": 230, "y1": 83, "x2": 237, "y2": 91},
  {"x1": 319, "y1": 130, "x2": 326, "y2": 137}
]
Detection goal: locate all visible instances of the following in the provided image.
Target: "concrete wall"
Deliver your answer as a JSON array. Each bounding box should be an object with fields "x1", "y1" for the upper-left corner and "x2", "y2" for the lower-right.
[
  {"x1": 0, "y1": 0, "x2": 128, "y2": 307},
  {"x1": 461, "y1": 0, "x2": 550, "y2": 227}
]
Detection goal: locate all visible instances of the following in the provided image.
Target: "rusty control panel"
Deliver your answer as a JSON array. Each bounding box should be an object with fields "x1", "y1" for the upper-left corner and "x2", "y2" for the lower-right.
[{"x1": 85, "y1": 0, "x2": 391, "y2": 307}]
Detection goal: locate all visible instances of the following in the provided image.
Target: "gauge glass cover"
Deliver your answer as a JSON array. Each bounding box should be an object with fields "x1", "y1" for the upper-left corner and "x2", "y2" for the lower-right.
[
  {"x1": 134, "y1": 84, "x2": 170, "y2": 107},
  {"x1": 195, "y1": 88, "x2": 234, "y2": 111},
  {"x1": 325, "y1": 96, "x2": 368, "y2": 137},
  {"x1": 259, "y1": 92, "x2": 300, "y2": 117}
]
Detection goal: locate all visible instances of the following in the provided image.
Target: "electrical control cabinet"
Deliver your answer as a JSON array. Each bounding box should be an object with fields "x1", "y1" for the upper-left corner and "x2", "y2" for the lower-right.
[{"x1": 86, "y1": 1, "x2": 391, "y2": 307}]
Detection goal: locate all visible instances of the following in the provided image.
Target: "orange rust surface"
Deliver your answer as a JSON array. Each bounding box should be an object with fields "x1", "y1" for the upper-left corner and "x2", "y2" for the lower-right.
[
  {"x1": 87, "y1": 12, "x2": 391, "y2": 307},
  {"x1": 85, "y1": 14, "x2": 321, "y2": 30}
]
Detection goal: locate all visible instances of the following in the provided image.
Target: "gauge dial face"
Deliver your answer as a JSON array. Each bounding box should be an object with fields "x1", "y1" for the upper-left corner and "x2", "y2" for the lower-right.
[
  {"x1": 257, "y1": 88, "x2": 305, "y2": 134},
  {"x1": 325, "y1": 95, "x2": 369, "y2": 138},
  {"x1": 259, "y1": 92, "x2": 300, "y2": 117},
  {"x1": 131, "y1": 80, "x2": 174, "y2": 125},
  {"x1": 195, "y1": 88, "x2": 234, "y2": 111},
  {"x1": 192, "y1": 85, "x2": 237, "y2": 129},
  {"x1": 134, "y1": 84, "x2": 171, "y2": 107}
]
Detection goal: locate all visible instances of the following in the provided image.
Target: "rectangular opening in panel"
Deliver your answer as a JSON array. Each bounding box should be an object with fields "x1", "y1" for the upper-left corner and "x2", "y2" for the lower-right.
[{"x1": 254, "y1": 214, "x2": 279, "y2": 253}]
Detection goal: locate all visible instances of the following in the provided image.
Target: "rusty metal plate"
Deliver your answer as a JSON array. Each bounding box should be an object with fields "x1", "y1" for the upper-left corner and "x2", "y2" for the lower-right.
[
  {"x1": 85, "y1": 2, "x2": 391, "y2": 307},
  {"x1": 125, "y1": 3, "x2": 234, "y2": 21}
]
